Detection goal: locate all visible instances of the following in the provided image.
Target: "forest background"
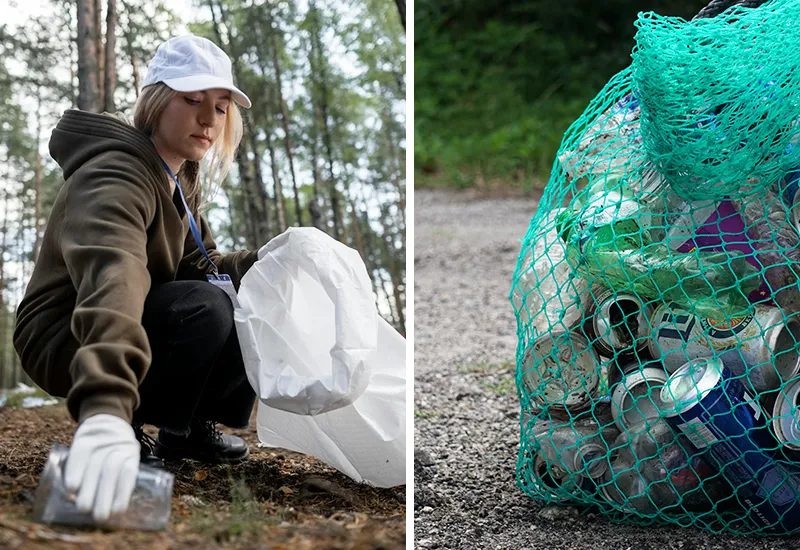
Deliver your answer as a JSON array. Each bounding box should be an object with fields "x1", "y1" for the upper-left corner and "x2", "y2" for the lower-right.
[
  {"x1": 0, "y1": 0, "x2": 406, "y2": 388},
  {"x1": 414, "y1": 0, "x2": 713, "y2": 190}
]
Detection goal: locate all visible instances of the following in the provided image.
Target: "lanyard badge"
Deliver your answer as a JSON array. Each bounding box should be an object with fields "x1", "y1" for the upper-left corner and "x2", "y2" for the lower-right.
[{"x1": 160, "y1": 159, "x2": 240, "y2": 308}]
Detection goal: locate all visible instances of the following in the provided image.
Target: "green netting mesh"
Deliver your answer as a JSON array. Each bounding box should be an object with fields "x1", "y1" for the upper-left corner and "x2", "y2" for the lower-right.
[{"x1": 510, "y1": 1, "x2": 800, "y2": 536}]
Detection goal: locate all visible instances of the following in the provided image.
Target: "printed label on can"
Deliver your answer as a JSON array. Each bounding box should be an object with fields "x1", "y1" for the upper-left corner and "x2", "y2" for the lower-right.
[
  {"x1": 701, "y1": 315, "x2": 754, "y2": 339},
  {"x1": 756, "y1": 466, "x2": 800, "y2": 507},
  {"x1": 677, "y1": 418, "x2": 719, "y2": 449},
  {"x1": 743, "y1": 392, "x2": 762, "y2": 422},
  {"x1": 656, "y1": 309, "x2": 697, "y2": 343}
]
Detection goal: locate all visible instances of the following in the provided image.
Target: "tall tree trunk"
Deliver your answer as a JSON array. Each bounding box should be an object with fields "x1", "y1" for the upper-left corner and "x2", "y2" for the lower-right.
[
  {"x1": 249, "y1": 133, "x2": 272, "y2": 244},
  {"x1": 306, "y1": 49, "x2": 325, "y2": 232},
  {"x1": 104, "y1": 0, "x2": 117, "y2": 113},
  {"x1": 0, "y1": 186, "x2": 8, "y2": 380},
  {"x1": 250, "y1": 15, "x2": 287, "y2": 233},
  {"x1": 222, "y1": 180, "x2": 239, "y2": 246},
  {"x1": 382, "y1": 99, "x2": 405, "y2": 226},
  {"x1": 379, "y1": 210, "x2": 405, "y2": 335},
  {"x1": 267, "y1": 8, "x2": 302, "y2": 226},
  {"x1": 120, "y1": 0, "x2": 139, "y2": 97},
  {"x1": 94, "y1": 0, "x2": 104, "y2": 108},
  {"x1": 235, "y1": 149, "x2": 260, "y2": 250},
  {"x1": 308, "y1": 110, "x2": 324, "y2": 231},
  {"x1": 264, "y1": 125, "x2": 287, "y2": 232},
  {"x1": 66, "y1": 6, "x2": 78, "y2": 107},
  {"x1": 348, "y1": 199, "x2": 364, "y2": 259},
  {"x1": 132, "y1": 56, "x2": 140, "y2": 97},
  {"x1": 33, "y1": 93, "x2": 42, "y2": 263},
  {"x1": 77, "y1": 0, "x2": 101, "y2": 111},
  {"x1": 309, "y1": 3, "x2": 341, "y2": 240},
  {"x1": 208, "y1": 0, "x2": 262, "y2": 247},
  {"x1": 394, "y1": 0, "x2": 406, "y2": 30}
]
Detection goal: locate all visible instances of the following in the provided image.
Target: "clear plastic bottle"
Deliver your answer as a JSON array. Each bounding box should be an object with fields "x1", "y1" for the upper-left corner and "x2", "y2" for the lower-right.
[
  {"x1": 32, "y1": 443, "x2": 174, "y2": 530},
  {"x1": 557, "y1": 183, "x2": 761, "y2": 318}
]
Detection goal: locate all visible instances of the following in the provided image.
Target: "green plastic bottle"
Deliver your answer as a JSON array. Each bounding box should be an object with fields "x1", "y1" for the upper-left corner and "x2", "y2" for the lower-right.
[{"x1": 557, "y1": 179, "x2": 759, "y2": 319}]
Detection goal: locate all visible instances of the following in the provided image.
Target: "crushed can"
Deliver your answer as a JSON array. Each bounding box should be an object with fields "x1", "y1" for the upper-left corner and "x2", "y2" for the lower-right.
[
  {"x1": 521, "y1": 329, "x2": 601, "y2": 415},
  {"x1": 583, "y1": 285, "x2": 654, "y2": 360}
]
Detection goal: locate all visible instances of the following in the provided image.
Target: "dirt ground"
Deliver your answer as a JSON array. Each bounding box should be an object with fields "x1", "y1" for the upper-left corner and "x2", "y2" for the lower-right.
[
  {"x1": 0, "y1": 404, "x2": 405, "y2": 549},
  {"x1": 413, "y1": 188, "x2": 800, "y2": 550}
]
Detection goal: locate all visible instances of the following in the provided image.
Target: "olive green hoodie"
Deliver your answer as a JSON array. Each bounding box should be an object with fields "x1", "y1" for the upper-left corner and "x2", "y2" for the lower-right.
[{"x1": 13, "y1": 109, "x2": 257, "y2": 424}]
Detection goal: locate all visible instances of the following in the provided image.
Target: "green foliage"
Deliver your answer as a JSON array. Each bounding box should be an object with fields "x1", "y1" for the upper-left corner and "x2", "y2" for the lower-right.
[{"x1": 415, "y1": 0, "x2": 711, "y2": 188}]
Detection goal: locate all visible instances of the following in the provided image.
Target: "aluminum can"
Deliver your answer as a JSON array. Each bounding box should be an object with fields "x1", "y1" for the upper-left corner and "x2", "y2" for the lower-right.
[
  {"x1": 607, "y1": 357, "x2": 660, "y2": 395},
  {"x1": 660, "y1": 357, "x2": 800, "y2": 534},
  {"x1": 762, "y1": 377, "x2": 800, "y2": 456},
  {"x1": 521, "y1": 329, "x2": 600, "y2": 415},
  {"x1": 531, "y1": 452, "x2": 596, "y2": 503},
  {"x1": 649, "y1": 303, "x2": 800, "y2": 393},
  {"x1": 583, "y1": 285, "x2": 654, "y2": 359},
  {"x1": 610, "y1": 366, "x2": 669, "y2": 433}
]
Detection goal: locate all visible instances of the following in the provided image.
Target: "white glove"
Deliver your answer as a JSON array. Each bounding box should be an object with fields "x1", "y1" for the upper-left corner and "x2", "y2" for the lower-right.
[{"x1": 65, "y1": 414, "x2": 140, "y2": 522}]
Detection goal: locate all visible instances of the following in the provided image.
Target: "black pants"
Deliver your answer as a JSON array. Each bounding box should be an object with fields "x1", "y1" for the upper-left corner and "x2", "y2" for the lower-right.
[{"x1": 131, "y1": 280, "x2": 256, "y2": 435}]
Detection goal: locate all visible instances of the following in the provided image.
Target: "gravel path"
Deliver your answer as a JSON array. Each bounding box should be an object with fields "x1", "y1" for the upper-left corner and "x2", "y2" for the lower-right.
[{"x1": 413, "y1": 188, "x2": 799, "y2": 550}]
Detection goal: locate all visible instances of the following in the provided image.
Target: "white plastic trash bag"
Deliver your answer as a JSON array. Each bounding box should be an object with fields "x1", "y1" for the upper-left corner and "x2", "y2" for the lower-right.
[{"x1": 235, "y1": 227, "x2": 406, "y2": 488}]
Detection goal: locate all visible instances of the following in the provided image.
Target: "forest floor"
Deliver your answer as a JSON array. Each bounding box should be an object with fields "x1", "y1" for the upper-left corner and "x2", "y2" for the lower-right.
[
  {"x1": 0, "y1": 404, "x2": 405, "y2": 549},
  {"x1": 413, "y1": 188, "x2": 800, "y2": 550}
]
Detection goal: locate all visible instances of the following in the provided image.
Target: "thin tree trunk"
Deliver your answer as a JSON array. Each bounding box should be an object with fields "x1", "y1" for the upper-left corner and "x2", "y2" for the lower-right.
[
  {"x1": 308, "y1": 110, "x2": 324, "y2": 231},
  {"x1": 222, "y1": 180, "x2": 239, "y2": 246},
  {"x1": 104, "y1": 0, "x2": 117, "y2": 113},
  {"x1": 94, "y1": 0, "x2": 104, "y2": 108},
  {"x1": 250, "y1": 15, "x2": 287, "y2": 233},
  {"x1": 0, "y1": 186, "x2": 8, "y2": 381},
  {"x1": 267, "y1": 8, "x2": 302, "y2": 226},
  {"x1": 235, "y1": 149, "x2": 260, "y2": 250},
  {"x1": 307, "y1": 52, "x2": 325, "y2": 232},
  {"x1": 309, "y1": 3, "x2": 341, "y2": 240},
  {"x1": 66, "y1": 6, "x2": 78, "y2": 107},
  {"x1": 120, "y1": 0, "x2": 139, "y2": 97},
  {"x1": 382, "y1": 100, "x2": 405, "y2": 226},
  {"x1": 394, "y1": 0, "x2": 406, "y2": 30},
  {"x1": 348, "y1": 199, "x2": 364, "y2": 259},
  {"x1": 249, "y1": 132, "x2": 272, "y2": 244},
  {"x1": 264, "y1": 125, "x2": 287, "y2": 232},
  {"x1": 33, "y1": 93, "x2": 42, "y2": 263},
  {"x1": 77, "y1": 0, "x2": 100, "y2": 111},
  {"x1": 379, "y1": 211, "x2": 405, "y2": 335},
  {"x1": 208, "y1": 0, "x2": 262, "y2": 248}
]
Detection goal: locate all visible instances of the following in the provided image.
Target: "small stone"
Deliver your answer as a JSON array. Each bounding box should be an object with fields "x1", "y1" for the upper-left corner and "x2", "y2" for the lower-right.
[
  {"x1": 179, "y1": 494, "x2": 207, "y2": 508},
  {"x1": 536, "y1": 505, "x2": 577, "y2": 521},
  {"x1": 422, "y1": 506, "x2": 433, "y2": 513},
  {"x1": 416, "y1": 449, "x2": 435, "y2": 466}
]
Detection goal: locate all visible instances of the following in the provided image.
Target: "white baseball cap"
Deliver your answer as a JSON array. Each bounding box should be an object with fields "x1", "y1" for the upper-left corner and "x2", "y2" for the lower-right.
[{"x1": 143, "y1": 35, "x2": 252, "y2": 109}]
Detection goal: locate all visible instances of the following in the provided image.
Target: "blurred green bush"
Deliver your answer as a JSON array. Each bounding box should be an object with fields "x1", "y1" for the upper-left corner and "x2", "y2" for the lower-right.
[{"x1": 414, "y1": 0, "x2": 708, "y2": 189}]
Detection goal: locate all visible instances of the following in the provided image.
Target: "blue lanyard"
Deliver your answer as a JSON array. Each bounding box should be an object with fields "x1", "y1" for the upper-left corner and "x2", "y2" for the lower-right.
[{"x1": 159, "y1": 159, "x2": 219, "y2": 275}]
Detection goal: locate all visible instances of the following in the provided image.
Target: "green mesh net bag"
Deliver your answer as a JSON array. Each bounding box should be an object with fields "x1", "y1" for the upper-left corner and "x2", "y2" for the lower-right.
[{"x1": 510, "y1": 0, "x2": 800, "y2": 535}]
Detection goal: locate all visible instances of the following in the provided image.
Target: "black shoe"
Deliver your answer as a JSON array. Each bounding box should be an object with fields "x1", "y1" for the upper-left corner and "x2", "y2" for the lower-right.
[
  {"x1": 154, "y1": 420, "x2": 250, "y2": 464},
  {"x1": 133, "y1": 425, "x2": 165, "y2": 469}
]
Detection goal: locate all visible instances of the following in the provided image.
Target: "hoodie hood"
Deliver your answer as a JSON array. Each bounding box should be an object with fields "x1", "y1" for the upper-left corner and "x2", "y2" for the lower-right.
[{"x1": 49, "y1": 109, "x2": 166, "y2": 184}]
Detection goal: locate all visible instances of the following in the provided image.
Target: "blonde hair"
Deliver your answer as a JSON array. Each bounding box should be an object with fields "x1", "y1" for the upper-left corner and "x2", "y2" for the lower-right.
[{"x1": 132, "y1": 82, "x2": 243, "y2": 212}]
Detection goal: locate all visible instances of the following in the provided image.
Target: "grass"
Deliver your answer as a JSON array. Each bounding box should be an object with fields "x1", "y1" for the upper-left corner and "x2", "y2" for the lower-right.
[
  {"x1": 414, "y1": 410, "x2": 440, "y2": 419},
  {"x1": 482, "y1": 380, "x2": 516, "y2": 396},
  {"x1": 458, "y1": 360, "x2": 516, "y2": 396},
  {"x1": 458, "y1": 360, "x2": 515, "y2": 374},
  {"x1": 186, "y1": 476, "x2": 280, "y2": 544}
]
